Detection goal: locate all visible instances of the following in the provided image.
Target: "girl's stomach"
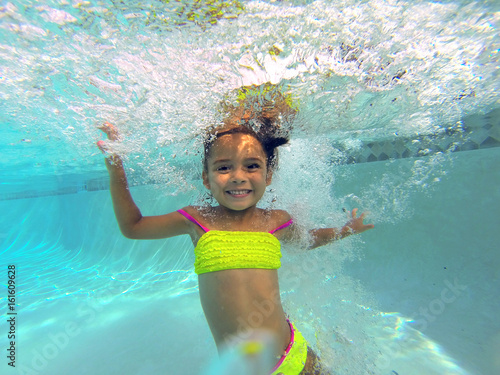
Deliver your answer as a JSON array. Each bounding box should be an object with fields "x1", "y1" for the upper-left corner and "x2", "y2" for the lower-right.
[{"x1": 198, "y1": 268, "x2": 291, "y2": 358}]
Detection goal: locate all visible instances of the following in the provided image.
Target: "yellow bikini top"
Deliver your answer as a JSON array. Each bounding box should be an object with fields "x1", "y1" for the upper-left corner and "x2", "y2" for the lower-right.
[{"x1": 177, "y1": 210, "x2": 293, "y2": 275}]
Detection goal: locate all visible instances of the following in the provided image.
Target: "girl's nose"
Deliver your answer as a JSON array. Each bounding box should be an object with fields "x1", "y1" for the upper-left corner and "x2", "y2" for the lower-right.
[{"x1": 231, "y1": 168, "x2": 247, "y2": 183}]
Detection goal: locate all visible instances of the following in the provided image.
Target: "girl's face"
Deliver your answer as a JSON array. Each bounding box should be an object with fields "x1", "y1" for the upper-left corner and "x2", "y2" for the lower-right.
[{"x1": 203, "y1": 133, "x2": 272, "y2": 211}]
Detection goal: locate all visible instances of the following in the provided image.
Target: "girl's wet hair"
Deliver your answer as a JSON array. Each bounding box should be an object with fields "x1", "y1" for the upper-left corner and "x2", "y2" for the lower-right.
[
  {"x1": 204, "y1": 83, "x2": 297, "y2": 171},
  {"x1": 203, "y1": 120, "x2": 289, "y2": 171}
]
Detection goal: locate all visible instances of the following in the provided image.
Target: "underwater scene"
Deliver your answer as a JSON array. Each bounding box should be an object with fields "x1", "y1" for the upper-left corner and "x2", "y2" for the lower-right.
[{"x1": 1, "y1": 1, "x2": 499, "y2": 374}]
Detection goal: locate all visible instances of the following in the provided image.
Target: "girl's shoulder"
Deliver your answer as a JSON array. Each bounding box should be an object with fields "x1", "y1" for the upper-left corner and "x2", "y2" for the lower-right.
[
  {"x1": 177, "y1": 206, "x2": 214, "y2": 235},
  {"x1": 258, "y1": 208, "x2": 293, "y2": 231},
  {"x1": 179, "y1": 205, "x2": 204, "y2": 215},
  {"x1": 264, "y1": 209, "x2": 294, "y2": 239},
  {"x1": 178, "y1": 205, "x2": 213, "y2": 223},
  {"x1": 267, "y1": 209, "x2": 292, "y2": 223}
]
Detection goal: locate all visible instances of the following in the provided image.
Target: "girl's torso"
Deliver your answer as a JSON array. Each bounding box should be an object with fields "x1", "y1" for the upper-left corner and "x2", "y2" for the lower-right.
[{"x1": 179, "y1": 206, "x2": 293, "y2": 357}]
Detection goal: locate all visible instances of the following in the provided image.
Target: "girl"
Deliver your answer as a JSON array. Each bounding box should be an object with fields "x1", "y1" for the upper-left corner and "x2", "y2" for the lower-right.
[{"x1": 97, "y1": 85, "x2": 374, "y2": 375}]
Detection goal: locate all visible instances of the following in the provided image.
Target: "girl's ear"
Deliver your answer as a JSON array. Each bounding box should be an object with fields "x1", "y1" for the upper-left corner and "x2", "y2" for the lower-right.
[
  {"x1": 202, "y1": 170, "x2": 211, "y2": 189},
  {"x1": 266, "y1": 169, "x2": 273, "y2": 186}
]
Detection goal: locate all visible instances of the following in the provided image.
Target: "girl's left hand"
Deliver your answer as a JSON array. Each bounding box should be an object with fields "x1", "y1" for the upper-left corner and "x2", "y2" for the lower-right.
[{"x1": 344, "y1": 208, "x2": 374, "y2": 234}]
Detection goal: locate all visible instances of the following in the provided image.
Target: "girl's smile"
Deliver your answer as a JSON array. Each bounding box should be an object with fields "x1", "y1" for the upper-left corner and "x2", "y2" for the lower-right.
[
  {"x1": 226, "y1": 189, "x2": 251, "y2": 197},
  {"x1": 203, "y1": 133, "x2": 272, "y2": 211}
]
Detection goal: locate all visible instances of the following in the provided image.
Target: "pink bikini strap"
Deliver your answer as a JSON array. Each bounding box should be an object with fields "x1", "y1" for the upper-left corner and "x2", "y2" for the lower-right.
[
  {"x1": 177, "y1": 209, "x2": 210, "y2": 233},
  {"x1": 269, "y1": 219, "x2": 293, "y2": 234}
]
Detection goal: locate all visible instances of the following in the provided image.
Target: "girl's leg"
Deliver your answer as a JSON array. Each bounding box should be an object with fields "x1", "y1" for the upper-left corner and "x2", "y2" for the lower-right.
[{"x1": 300, "y1": 347, "x2": 331, "y2": 375}]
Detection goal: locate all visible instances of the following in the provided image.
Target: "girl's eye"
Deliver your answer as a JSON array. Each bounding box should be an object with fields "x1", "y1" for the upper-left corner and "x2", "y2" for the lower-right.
[
  {"x1": 247, "y1": 163, "x2": 261, "y2": 170},
  {"x1": 216, "y1": 165, "x2": 230, "y2": 172}
]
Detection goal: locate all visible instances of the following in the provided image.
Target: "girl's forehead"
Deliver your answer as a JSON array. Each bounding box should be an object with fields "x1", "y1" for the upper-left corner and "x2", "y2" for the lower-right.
[{"x1": 210, "y1": 133, "x2": 265, "y2": 157}]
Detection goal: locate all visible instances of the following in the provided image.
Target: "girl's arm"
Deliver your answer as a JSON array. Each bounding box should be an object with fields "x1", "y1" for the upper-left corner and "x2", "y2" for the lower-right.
[
  {"x1": 279, "y1": 208, "x2": 374, "y2": 249},
  {"x1": 97, "y1": 122, "x2": 189, "y2": 240},
  {"x1": 308, "y1": 208, "x2": 374, "y2": 249}
]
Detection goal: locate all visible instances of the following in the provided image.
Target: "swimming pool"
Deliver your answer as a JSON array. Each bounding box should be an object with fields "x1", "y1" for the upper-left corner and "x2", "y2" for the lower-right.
[{"x1": 1, "y1": 1, "x2": 499, "y2": 374}]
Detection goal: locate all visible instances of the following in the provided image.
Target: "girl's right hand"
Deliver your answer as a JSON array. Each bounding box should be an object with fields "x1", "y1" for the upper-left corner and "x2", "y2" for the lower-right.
[
  {"x1": 97, "y1": 122, "x2": 122, "y2": 167},
  {"x1": 99, "y1": 121, "x2": 120, "y2": 140},
  {"x1": 97, "y1": 121, "x2": 119, "y2": 148}
]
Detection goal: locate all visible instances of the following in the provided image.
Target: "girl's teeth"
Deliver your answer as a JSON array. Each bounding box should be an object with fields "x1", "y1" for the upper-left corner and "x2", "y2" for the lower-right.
[{"x1": 228, "y1": 190, "x2": 249, "y2": 195}]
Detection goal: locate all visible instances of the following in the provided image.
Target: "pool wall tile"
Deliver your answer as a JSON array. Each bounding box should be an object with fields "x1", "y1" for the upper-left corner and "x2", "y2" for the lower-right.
[{"x1": 332, "y1": 108, "x2": 500, "y2": 164}]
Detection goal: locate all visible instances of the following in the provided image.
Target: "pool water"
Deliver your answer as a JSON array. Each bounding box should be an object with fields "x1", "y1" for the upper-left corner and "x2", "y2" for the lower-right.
[
  {"x1": 2, "y1": 146, "x2": 499, "y2": 374},
  {"x1": 1, "y1": 1, "x2": 499, "y2": 374}
]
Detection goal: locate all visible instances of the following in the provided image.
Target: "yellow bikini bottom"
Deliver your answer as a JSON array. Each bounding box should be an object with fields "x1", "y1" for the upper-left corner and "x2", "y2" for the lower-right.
[{"x1": 270, "y1": 320, "x2": 308, "y2": 375}]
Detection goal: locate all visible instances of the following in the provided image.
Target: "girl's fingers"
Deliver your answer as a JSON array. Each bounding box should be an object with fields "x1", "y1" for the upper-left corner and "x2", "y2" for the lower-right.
[
  {"x1": 351, "y1": 208, "x2": 358, "y2": 218},
  {"x1": 97, "y1": 139, "x2": 118, "y2": 160},
  {"x1": 97, "y1": 122, "x2": 111, "y2": 134},
  {"x1": 97, "y1": 140, "x2": 107, "y2": 154},
  {"x1": 98, "y1": 122, "x2": 119, "y2": 141},
  {"x1": 97, "y1": 124, "x2": 122, "y2": 166}
]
